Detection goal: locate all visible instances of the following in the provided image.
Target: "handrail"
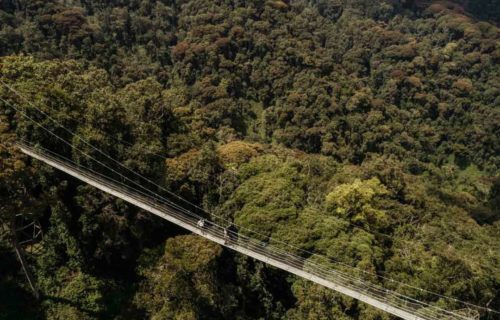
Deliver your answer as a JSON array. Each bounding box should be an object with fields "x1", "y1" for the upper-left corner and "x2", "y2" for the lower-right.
[{"x1": 17, "y1": 142, "x2": 475, "y2": 320}]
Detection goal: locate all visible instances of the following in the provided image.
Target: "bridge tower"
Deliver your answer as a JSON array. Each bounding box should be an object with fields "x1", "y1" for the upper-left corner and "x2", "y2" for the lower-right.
[{"x1": 1, "y1": 213, "x2": 43, "y2": 300}]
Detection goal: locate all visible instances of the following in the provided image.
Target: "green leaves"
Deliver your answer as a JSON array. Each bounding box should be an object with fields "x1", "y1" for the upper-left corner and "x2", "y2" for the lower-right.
[
  {"x1": 134, "y1": 235, "x2": 224, "y2": 320},
  {"x1": 325, "y1": 178, "x2": 390, "y2": 229},
  {"x1": 1, "y1": 1, "x2": 499, "y2": 319}
]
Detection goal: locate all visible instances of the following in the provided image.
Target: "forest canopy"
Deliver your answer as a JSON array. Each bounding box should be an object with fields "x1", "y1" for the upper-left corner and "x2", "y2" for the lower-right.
[{"x1": 0, "y1": 0, "x2": 499, "y2": 319}]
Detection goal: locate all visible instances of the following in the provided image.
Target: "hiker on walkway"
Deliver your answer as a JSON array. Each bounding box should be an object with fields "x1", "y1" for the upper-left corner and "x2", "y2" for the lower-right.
[
  {"x1": 227, "y1": 223, "x2": 238, "y2": 245},
  {"x1": 223, "y1": 228, "x2": 229, "y2": 244}
]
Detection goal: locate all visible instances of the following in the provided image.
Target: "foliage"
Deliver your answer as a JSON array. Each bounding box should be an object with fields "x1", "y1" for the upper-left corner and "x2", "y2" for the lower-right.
[
  {"x1": 325, "y1": 178, "x2": 389, "y2": 229},
  {"x1": 134, "y1": 235, "x2": 226, "y2": 320},
  {"x1": 0, "y1": 1, "x2": 499, "y2": 319}
]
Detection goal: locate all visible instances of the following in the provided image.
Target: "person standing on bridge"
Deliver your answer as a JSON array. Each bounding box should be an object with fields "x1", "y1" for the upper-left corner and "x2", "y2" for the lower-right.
[
  {"x1": 223, "y1": 228, "x2": 229, "y2": 245},
  {"x1": 197, "y1": 218, "x2": 205, "y2": 228},
  {"x1": 227, "y1": 223, "x2": 238, "y2": 245},
  {"x1": 197, "y1": 218, "x2": 206, "y2": 234}
]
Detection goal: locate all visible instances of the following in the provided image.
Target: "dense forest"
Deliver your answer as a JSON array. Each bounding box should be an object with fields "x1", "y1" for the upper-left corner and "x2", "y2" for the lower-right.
[{"x1": 0, "y1": 0, "x2": 499, "y2": 319}]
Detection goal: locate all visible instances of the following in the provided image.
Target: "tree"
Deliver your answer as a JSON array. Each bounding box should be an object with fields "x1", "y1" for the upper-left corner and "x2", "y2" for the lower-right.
[
  {"x1": 325, "y1": 178, "x2": 390, "y2": 229},
  {"x1": 134, "y1": 235, "x2": 226, "y2": 320}
]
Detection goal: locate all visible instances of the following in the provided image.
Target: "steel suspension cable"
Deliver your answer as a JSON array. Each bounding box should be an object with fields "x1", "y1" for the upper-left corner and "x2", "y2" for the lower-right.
[
  {"x1": 1, "y1": 82, "x2": 497, "y2": 316},
  {"x1": 13, "y1": 141, "x2": 476, "y2": 320}
]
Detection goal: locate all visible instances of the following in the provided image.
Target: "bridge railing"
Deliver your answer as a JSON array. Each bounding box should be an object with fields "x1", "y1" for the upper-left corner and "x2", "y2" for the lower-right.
[{"x1": 19, "y1": 142, "x2": 472, "y2": 320}]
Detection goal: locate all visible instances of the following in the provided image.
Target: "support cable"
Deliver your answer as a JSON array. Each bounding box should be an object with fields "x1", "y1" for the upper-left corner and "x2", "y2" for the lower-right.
[{"x1": 1, "y1": 82, "x2": 497, "y2": 317}]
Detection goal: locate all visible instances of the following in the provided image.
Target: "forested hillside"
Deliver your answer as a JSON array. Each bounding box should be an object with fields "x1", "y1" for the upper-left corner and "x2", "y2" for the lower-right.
[{"x1": 0, "y1": 0, "x2": 499, "y2": 319}]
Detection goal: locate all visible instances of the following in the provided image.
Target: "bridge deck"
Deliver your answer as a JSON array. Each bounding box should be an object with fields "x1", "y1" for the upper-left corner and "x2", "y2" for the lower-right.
[{"x1": 19, "y1": 144, "x2": 469, "y2": 320}]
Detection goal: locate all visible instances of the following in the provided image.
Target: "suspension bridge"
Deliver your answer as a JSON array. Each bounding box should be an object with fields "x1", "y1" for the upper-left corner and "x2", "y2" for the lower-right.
[
  {"x1": 17, "y1": 141, "x2": 483, "y2": 320},
  {"x1": 1, "y1": 79, "x2": 495, "y2": 320}
]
